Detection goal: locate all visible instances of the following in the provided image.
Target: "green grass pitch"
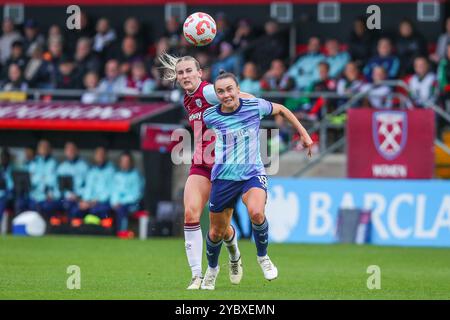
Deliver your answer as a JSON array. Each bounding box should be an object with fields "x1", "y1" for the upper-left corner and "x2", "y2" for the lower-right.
[{"x1": 1, "y1": 235, "x2": 449, "y2": 300}]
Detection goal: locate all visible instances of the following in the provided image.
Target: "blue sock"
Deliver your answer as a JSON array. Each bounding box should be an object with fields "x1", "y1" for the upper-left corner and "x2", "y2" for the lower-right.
[
  {"x1": 252, "y1": 218, "x2": 269, "y2": 257},
  {"x1": 206, "y1": 233, "x2": 223, "y2": 268}
]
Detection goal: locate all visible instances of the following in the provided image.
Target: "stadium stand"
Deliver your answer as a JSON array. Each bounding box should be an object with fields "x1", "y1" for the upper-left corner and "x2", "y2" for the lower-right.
[{"x1": 0, "y1": 1, "x2": 449, "y2": 238}]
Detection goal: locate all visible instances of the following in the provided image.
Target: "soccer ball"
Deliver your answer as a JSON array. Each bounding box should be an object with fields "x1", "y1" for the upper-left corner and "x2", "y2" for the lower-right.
[{"x1": 183, "y1": 12, "x2": 217, "y2": 46}]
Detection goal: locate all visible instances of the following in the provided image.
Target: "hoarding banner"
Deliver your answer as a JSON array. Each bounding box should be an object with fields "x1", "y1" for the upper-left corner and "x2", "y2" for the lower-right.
[
  {"x1": 347, "y1": 108, "x2": 435, "y2": 179},
  {"x1": 236, "y1": 178, "x2": 450, "y2": 247}
]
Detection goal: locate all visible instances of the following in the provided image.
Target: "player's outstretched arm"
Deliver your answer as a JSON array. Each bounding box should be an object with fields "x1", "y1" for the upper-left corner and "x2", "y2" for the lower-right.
[{"x1": 271, "y1": 103, "x2": 313, "y2": 157}]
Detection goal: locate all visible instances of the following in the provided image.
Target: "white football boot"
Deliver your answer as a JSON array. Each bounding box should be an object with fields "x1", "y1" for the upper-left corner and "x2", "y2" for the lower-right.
[
  {"x1": 257, "y1": 255, "x2": 278, "y2": 281},
  {"x1": 201, "y1": 266, "x2": 220, "y2": 290},
  {"x1": 229, "y1": 257, "x2": 243, "y2": 285},
  {"x1": 187, "y1": 276, "x2": 202, "y2": 290}
]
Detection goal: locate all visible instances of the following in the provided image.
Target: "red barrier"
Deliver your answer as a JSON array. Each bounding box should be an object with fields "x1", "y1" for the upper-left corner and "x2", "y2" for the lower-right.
[
  {"x1": 141, "y1": 124, "x2": 181, "y2": 153},
  {"x1": 0, "y1": 101, "x2": 171, "y2": 132},
  {"x1": 347, "y1": 108, "x2": 435, "y2": 179}
]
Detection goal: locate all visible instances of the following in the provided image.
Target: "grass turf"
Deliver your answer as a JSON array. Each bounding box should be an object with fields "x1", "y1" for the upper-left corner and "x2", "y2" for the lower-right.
[{"x1": 0, "y1": 235, "x2": 449, "y2": 300}]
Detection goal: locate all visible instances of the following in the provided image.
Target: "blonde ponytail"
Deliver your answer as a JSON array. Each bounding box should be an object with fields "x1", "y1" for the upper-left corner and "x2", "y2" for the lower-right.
[
  {"x1": 158, "y1": 52, "x2": 180, "y2": 82},
  {"x1": 158, "y1": 53, "x2": 201, "y2": 82}
]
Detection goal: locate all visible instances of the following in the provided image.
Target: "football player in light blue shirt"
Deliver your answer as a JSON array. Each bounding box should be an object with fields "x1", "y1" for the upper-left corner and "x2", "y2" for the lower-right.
[
  {"x1": 200, "y1": 71, "x2": 313, "y2": 290},
  {"x1": 78, "y1": 147, "x2": 115, "y2": 225},
  {"x1": 110, "y1": 151, "x2": 144, "y2": 234},
  {"x1": 27, "y1": 140, "x2": 60, "y2": 219},
  {"x1": 0, "y1": 148, "x2": 14, "y2": 225},
  {"x1": 56, "y1": 141, "x2": 89, "y2": 226}
]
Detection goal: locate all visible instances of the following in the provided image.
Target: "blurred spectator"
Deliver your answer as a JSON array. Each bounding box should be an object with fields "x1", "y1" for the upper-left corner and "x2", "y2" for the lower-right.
[
  {"x1": 124, "y1": 60, "x2": 156, "y2": 95},
  {"x1": 163, "y1": 16, "x2": 182, "y2": 51},
  {"x1": 407, "y1": 56, "x2": 437, "y2": 107},
  {"x1": 1, "y1": 63, "x2": 28, "y2": 91},
  {"x1": 150, "y1": 37, "x2": 173, "y2": 90},
  {"x1": 56, "y1": 142, "x2": 89, "y2": 227},
  {"x1": 304, "y1": 61, "x2": 337, "y2": 119},
  {"x1": 431, "y1": 16, "x2": 450, "y2": 63},
  {"x1": 73, "y1": 37, "x2": 101, "y2": 80},
  {"x1": 260, "y1": 59, "x2": 296, "y2": 116},
  {"x1": 361, "y1": 66, "x2": 393, "y2": 108},
  {"x1": 201, "y1": 67, "x2": 212, "y2": 83},
  {"x1": 20, "y1": 146, "x2": 36, "y2": 171},
  {"x1": 97, "y1": 59, "x2": 127, "y2": 103},
  {"x1": 22, "y1": 19, "x2": 45, "y2": 58},
  {"x1": 122, "y1": 17, "x2": 147, "y2": 54},
  {"x1": 14, "y1": 146, "x2": 35, "y2": 213},
  {"x1": 232, "y1": 19, "x2": 255, "y2": 50},
  {"x1": 56, "y1": 56, "x2": 81, "y2": 89},
  {"x1": 195, "y1": 51, "x2": 211, "y2": 70},
  {"x1": 24, "y1": 46, "x2": 52, "y2": 89},
  {"x1": 336, "y1": 61, "x2": 365, "y2": 106},
  {"x1": 287, "y1": 36, "x2": 325, "y2": 90},
  {"x1": 210, "y1": 12, "x2": 233, "y2": 52},
  {"x1": 0, "y1": 18, "x2": 22, "y2": 64},
  {"x1": 81, "y1": 71, "x2": 101, "y2": 104},
  {"x1": 78, "y1": 147, "x2": 115, "y2": 226},
  {"x1": 324, "y1": 39, "x2": 350, "y2": 79},
  {"x1": 348, "y1": 17, "x2": 374, "y2": 66},
  {"x1": 239, "y1": 61, "x2": 261, "y2": 96},
  {"x1": 395, "y1": 19, "x2": 427, "y2": 76},
  {"x1": 260, "y1": 59, "x2": 295, "y2": 92},
  {"x1": 193, "y1": 51, "x2": 212, "y2": 81},
  {"x1": 116, "y1": 36, "x2": 143, "y2": 75},
  {"x1": 93, "y1": 18, "x2": 117, "y2": 56},
  {"x1": 2, "y1": 40, "x2": 28, "y2": 78},
  {"x1": 211, "y1": 42, "x2": 242, "y2": 80},
  {"x1": 43, "y1": 37, "x2": 65, "y2": 87},
  {"x1": 26, "y1": 140, "x2": 59, "y2": 219},
  {"x1": 177, "y1": 34, "x2": 196, "y2": 57},
  {"x1": 337, "y1": 61, "x2": 364, "y2": 95},
  {"x1": 65, "y1": 11, "x2": 95, "y2": 53},
  {"x1": 44, "y1": 36, "x2": 64, "y2": 62},
  {"x1": 363, "y1": 38, "x2": 400, "y2": 82},
  {"x1": 111, "y1": 152, "x2": 144, "y2": 234},
  {"x1": 47, "y1": 24, "x2": 64, "y2": 44},
  {"x1": 0, "y1": 147, "x2": 14, "y2": 224},
  {"x1": 437, "y1": 44, "x2": 450, "y2": 98},
  {"x1": 247, "y1": 19, "x2": 287, "y2": 73}
]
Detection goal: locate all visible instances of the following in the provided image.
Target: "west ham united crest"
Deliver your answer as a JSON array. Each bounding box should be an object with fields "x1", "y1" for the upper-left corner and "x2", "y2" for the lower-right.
[
  {"x1": 195, "y1": 99, "x2": 202, "y2": 108},
  {"x1": 372, "y1": 111, "x2": 408, "y2": 160}
]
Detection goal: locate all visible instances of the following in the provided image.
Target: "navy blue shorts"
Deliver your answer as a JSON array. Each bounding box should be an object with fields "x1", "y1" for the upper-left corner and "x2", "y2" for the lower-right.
[{"x1": 209, "y1": 175, "x2": 268, "y2": 213}]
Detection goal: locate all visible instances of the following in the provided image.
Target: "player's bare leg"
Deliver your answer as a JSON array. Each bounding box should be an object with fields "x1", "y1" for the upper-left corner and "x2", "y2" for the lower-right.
[
  {"x1": 242, "y1": 187, "x2": 278, "y2": 281},
  {"x1": 184, "y1": 174, "x2": 210, "y2": 289},
  {"x1": 201, "y1": 209, "x2": 232, "y2": 290}
]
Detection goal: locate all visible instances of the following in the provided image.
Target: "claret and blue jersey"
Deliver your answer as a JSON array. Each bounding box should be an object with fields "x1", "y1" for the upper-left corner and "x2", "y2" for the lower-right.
[{"x1": 203, "y1": 98, "x2": 273, "y2": 181}]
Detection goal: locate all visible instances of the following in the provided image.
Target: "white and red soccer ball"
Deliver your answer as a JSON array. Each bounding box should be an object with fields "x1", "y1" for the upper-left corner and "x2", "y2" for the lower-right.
[{"x1": 183, "y1": 12, "x2": 217, "y2": 46}]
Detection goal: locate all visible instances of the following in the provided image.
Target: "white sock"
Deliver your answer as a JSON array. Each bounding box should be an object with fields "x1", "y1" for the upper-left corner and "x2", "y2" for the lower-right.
[
  {"x1": 224, "y1": 225, "x2": 240, "y2": 262},
  {"x1": 184, "y1": 223, "x2": 203, "y2": 278}
]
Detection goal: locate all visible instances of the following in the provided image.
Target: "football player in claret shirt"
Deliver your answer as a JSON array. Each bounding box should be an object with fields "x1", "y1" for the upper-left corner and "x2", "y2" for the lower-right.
[{"x1": 159, "y1": 54, "x2": 254, "y2": 289}]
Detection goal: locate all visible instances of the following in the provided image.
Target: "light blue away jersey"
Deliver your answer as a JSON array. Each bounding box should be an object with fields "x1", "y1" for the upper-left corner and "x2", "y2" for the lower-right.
[{"x1": 203, "y1": 98, "x2": 273, "y2": 181}]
